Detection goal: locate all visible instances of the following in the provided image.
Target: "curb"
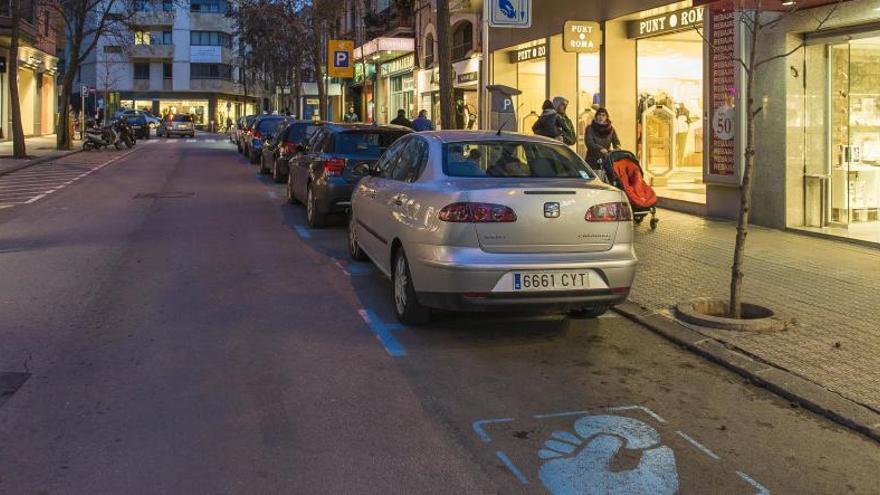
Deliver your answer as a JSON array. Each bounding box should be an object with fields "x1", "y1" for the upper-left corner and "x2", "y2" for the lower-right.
[
  {"x1": 614, "y1": 301, "x2": 880, "y2": 444},
  {"x1": 0, "y1": 149, "x2": 80, "y2": 177}
]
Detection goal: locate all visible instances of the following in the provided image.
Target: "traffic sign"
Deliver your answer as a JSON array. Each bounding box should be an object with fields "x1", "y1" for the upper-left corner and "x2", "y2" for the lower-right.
[
  {"x1": 489, "y1": 0, "x2": 531, "y2": 28},
  {"x1": 327, "y1": 40, "x2": 354, "y2": 78},
  {"x1": 81, "y1": 85, "x2": 88, "y2": 95}
]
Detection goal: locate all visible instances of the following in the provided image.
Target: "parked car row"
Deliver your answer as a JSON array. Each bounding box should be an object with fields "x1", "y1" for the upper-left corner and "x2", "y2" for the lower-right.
[{"x1": 234, "y1": 121, "x2": 637, "y2": 325}]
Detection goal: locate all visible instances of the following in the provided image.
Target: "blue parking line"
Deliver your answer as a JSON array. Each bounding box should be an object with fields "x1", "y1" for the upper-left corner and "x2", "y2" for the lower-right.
[
  {"x1": 737, "y1": 471, "x2": 770, "y2": 494},
  {"x1": 676, "y1": 430, "x2": 720, "y2": 460},
  {"x1": 496, "y1": 450, "x2": 529, "y2": 485},
  {"x1": 294, "y1": 225, "x2": 312, "y2": 239},
  {"x1": 472, "y1": 418, "x2": 515, "y2": 443},
  {"x1": 358, "y1": 309, "x2": 406, "y2": 357}
]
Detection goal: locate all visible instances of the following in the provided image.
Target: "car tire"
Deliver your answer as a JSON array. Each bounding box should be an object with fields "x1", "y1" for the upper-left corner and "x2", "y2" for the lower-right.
[
  {"x1": 306, "y1": 185, "x2": 326, "y2": 227},
  {"x1": 271, "y1": 160, "x2": 284, "y2": 184},
  {"x1": 286, "y1": 173, "x2": 301, "y2": 205},
  {"x1": 569, "y1": 306, "x2": 609, "y2": 318},
  {"x1": 392, "y1": 248, "x2": 431, "y2": 325},
  {"x1": 249, "y1": 150, "x2": 259, "y2": 164},
  {"x1": 348, "y1": 212, "x2": 368, "y2": 261},
  {"x1": 259, "y1": 156, "x2": 269, "y2": 174}
]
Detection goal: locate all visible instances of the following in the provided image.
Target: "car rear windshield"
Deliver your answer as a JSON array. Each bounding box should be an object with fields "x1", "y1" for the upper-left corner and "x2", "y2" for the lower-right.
[
  {"x1": 256, "y1": 118, "x2": 285, "y2": 134},
  {"x1": 172, "y1": 115, "x2": 193, "y2": 122},
  {"x1": 286, "y1": 123, "x2": 320, "y2": 143},
  {"x1": 127, "y1": 116, "x2": 146, "y2": 124},
  {"x1": 442, "y1": 141, "x2": 595, "y2": 179},
  {"x1": 334, "y1": 131, "x2": 407, "y2": 156}
]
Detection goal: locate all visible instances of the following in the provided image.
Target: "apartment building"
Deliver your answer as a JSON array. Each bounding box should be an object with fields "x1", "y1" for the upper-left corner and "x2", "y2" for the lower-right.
[
  {"x1": 0, "y1": 0, "x2": 59, "y2": 139},
  {"x1": 78, "y1": 0, "x2": 257, "y2": 129}
]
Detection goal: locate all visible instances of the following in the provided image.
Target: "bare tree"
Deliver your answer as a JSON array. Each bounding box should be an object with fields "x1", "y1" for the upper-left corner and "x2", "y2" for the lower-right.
[
  {"x1": 435, "y1": 0, "x2": 454, "y2": 128},
  {"x1": 696, "y1": 0, "x2": 842, "y2": 317},
  {"x1": 9, "y1": 0, "x2": 28, "y2": 158}
]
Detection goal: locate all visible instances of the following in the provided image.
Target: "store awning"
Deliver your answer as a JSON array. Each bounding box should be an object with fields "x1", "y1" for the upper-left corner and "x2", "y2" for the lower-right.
[
  {"x1": 693, "y1": 0, "x2": 850, "y2": 10},
  {"x1": 354, "y1": 37, "x2": 414, "y2": 64}
]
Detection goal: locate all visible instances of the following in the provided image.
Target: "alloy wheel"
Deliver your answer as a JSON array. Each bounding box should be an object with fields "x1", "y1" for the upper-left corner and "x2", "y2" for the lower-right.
[
  {"x1": 394, "y1": 254, "x2": 408, "y2": 316},
  {"x1": 307, "y1": 187, "x2": 314, "y2": 223}
]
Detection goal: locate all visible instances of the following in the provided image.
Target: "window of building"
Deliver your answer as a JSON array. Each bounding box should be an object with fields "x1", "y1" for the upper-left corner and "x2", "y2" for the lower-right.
[
  {"x1": 43, "y1": 12, "x2": 50, "y2": 35},
  {"x1": 104, "y1": 45, "x2": 122, "y2": 53},
  {"x1": 190, "y1": 31, "x2": 231, "y2": 47},
  {"x1": 190, "y1": 0, "x2": 228, "y2": 13},
  {"x1": 162, "y1": 31, "x2": 172, "y2": 44},
  {"x1": 163, "y1": 63, "x2": 173, "y2": 80},
  {"x1": 452, "y1": 21, "x2": 473, "y2": 60},
  {"x1": 134, "y1": 63, "x2": 150, "y2": 80},
  {"x1": 163, "y1": 0, "x2": 173, "y2": 11},
  {"x1": 134, "y1": 30, "x2": 151, "y2": 45},
  {"x1": 423, "y1": 34, "x2": 434, "y2": 68},
  {"x1": 190, "y1": 63, "x2": 232, "y2": 80}
]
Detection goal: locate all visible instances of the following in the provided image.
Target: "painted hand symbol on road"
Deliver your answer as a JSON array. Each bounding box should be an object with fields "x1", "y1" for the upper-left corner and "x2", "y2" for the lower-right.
[{"x1": 537, "y1": 415, "x2": 679, "y2": 495}]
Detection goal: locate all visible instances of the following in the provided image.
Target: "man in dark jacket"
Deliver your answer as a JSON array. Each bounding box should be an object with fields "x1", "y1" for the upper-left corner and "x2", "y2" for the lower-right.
[
  {"x1": 390, "y1": 109, "x2": 412, "y2": 128},
  {"x1": 411, "y1": 110, "x2": 435, "y2": 131},
  {"x1": 553, "y1": 97, "x2": 576, "y2": 146},
  {"x1": 531, "y1": 100, "x2": 562, "y2": 140}
]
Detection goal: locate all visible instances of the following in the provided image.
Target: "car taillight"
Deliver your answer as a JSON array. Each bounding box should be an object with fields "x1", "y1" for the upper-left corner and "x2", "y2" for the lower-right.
[
  {"x1": 585, "y1": 202, "x2": 632, "y2": 222},
  {"x1": 252, "y1": 131, "x2": 262, "y2": 140},
  {"x1": 322, "y1": 158, "x2": 346, "y2": 177},
  {"x1": 439, "y1": 202, "x2": 517, "y2": 223},
  {"x1": 283, "y1": 140, "x2": 297, "y2": 154}
]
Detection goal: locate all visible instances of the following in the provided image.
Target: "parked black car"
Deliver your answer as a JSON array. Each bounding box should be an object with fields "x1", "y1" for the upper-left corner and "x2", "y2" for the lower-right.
[
  {"x1": 234, "y1": 114, "x2": 259, "y2": 153},
  {"x1": 246, "y1": 115, "x2": 287, "y2": 164},
  {"x1": 260, "y1": 120, "x2": 326, "y2": 183},
  {"x1": 287, "y1": 123, "x2": 412, "y2": 227},
  {"x1": 127, "y1": 114, "x2": 150, "y2": 139}
]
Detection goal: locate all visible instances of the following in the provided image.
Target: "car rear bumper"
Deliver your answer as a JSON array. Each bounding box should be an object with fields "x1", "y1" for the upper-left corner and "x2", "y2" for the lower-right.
[
  {"x1": 315, "y1": 181, "x2": 355, "y2": 213},
  {"x1": 406, "y1": 242, "x2": 637, "y2": 309}
]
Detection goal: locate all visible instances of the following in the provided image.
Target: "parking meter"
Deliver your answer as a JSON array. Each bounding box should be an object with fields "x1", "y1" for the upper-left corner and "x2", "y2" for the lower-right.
[{"x1": 486, "y1": 85, "x2": 522, "y2": 132}]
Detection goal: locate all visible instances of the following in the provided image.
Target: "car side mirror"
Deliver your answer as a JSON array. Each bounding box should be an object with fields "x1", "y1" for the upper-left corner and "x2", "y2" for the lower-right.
[{"x1": 367, "y1": 165, "x2": 382, "y2": 177}]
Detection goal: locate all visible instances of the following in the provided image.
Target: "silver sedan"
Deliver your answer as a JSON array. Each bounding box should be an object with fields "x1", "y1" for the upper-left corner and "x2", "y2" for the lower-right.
[{"x1": 348, "y1": 131, "x2": 637, "y2": 324}]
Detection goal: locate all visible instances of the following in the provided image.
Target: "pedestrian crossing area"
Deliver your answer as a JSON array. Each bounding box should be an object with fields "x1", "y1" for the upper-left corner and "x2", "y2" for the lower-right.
[
  {"x1": 0, "y1": 149, "x2": 134, "y2": 208},
  {"x1": 141, "y1": 137, "x2": 226, "y2": 144}
]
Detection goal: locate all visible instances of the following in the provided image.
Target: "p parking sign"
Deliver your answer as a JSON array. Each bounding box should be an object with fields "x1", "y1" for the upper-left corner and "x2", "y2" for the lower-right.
[{"x1": 328, "y1": 40, "x2": 354, "y2": 78}]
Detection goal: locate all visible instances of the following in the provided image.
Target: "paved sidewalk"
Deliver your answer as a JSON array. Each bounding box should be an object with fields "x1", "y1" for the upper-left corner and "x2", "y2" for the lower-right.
[
  {"x1": 0, "y1": 135, "x2": 80, "y2": 176},
  {"x1": 629, "y1": 209, "x2": 880, "y2": 414}
]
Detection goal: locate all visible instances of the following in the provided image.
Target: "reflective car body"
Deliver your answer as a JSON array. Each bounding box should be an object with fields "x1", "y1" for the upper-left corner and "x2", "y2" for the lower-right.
[
  {"x1": 246, "y1": 115, "x2": 287, "y2": 164},
  {"x1": 348, "y1": 131, "x2": 637, "y2": 324},
  {"x1": 158, "y1": 114, "x2": 195, "y2": 138},
  {"x1": 126, "y1": 114, "x2": 150, "y2": 139},
  {"x1": 288, "y1": 123, "x2": 411, "y2": 227},
  {"x1": 260, "y1": 120, "x2": 325, "y2": 183}
]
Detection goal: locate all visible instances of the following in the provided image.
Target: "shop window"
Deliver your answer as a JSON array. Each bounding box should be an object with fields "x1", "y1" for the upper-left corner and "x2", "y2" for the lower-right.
[
  {"x1": 190, "y1": 63, "x2": 232, "y2": 80},
  {"x1": 190, "y1": 0, "x2": 228, "y2": 13},
  {"x1": 423, "y1": 34, "x2": 434, "y2": 68},
  {"x1": 452, "y1": 22, "x2": 473, "y2": 60},
  {"x1": 163, "y1": 63, "x2": 173, "y2": 80},
  {"x1": 134, "y1": 63, "x2": 150, "y2": 80}
]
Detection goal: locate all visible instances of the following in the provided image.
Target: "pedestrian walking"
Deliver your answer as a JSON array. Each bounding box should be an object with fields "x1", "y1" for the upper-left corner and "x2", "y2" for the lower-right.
[
  {"x1": 531, "y1": 100, "x2": 563, "y2": 140},
  {"x1": 584, "y1": 107, "x2": 621, "y2": 170},
  {"x1": 553, "y1": 97, "x2": 576, "y2": 146},
  {"x1": 411, "y1": 110, "x2": 435, "y2": 132},
  {"x1": 390, "y1": 109, "x2": 412, "y2": 128}
]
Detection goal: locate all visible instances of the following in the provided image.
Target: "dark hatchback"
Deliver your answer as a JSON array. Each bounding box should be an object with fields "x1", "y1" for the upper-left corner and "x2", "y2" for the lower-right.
[
  {"x1": 260, "y1": 120, "x2": 326, "y2": 183},
  {"x1": 246, "y1": 115, "x2": 287, "y2": 164},
  {"x1": 126, "y1": 114, "x2": 149, "y2": 139},
  {"x1": 287, "y1": 124, "x2": 412, "y2": 227}
]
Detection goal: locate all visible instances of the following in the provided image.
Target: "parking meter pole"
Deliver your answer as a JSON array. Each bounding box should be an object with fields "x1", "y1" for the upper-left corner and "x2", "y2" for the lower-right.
[
  {"x1": 480, "y1": 0, "x2": 489, "y2": 129},
  {"x1": 80, "y1": 92, "x2": 85, "y2": 141}
]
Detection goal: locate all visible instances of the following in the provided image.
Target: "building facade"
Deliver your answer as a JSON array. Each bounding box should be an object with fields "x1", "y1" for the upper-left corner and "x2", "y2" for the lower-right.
[
  {"x1": 77, "y1": 0, "x2": 256, "y2": 129},
  {"x1": 0, "y1": 0, "x2": 59, "y2": 140}
]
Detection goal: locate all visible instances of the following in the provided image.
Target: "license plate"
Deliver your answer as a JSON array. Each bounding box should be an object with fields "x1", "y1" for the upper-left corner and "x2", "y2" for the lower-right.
[{"x1": 491, "y1": 270, "x2": 597, "y2": 292}]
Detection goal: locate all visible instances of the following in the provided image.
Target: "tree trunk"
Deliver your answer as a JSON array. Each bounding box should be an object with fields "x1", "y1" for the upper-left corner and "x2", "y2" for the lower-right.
[
  {"x1": 728, "y1": 10, "x2": 761, "y2": 319},
  {"x1": 313, "y1": 30, "x2": 326, "y2": 120},
  {"x1": 9, "y1": 0, "x2": 27, "y2": 158},
  {"x1": 435, "y1": 0, "x2": 454, "y2": 129}
]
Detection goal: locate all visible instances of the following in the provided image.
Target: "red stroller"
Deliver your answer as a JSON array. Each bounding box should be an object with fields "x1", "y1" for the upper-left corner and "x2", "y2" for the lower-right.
[{"x1": 598, "y1": 150, "x2": 659, "y2": 230}]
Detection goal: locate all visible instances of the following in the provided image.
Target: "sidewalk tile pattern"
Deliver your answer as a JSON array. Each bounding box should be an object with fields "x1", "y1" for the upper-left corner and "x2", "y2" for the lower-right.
[{"x1": 629, "y1": 210, "x2": 880, "y2": 413}]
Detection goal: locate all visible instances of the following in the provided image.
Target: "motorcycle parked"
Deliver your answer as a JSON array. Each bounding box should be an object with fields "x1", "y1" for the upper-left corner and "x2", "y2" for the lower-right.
[
  {"x1": 115, "y1": 116, "x2": 136, "y2": 149},
  {"x1": 82, "y1": 120, "x2": 122, "y2": 151}
]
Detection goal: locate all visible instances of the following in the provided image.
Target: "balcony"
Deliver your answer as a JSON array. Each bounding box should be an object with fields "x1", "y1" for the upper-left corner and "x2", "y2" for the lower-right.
[
  {"x1": 363, "y1": 3, "x2": 413, "y2": 39},
  {"x1": 129, "y1": 44, "x2": 174, "y2": 60},
  {"x1": 131, "y1": 10, "x2": 174, "y2": 27},
  {"x1": 189, "y1": 79, "x2": 235, "y2": 93},
  {"x1": 133, "y1": 79, "x2": 151, "y2": 91}
]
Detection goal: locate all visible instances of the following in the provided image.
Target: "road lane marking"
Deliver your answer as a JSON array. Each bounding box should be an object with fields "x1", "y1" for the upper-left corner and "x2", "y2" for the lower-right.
[
  {"x1": 675, "y1": 430, "x2": 720, "y2": 460},
  {"x1": 206, "y1": 139, "x2": 216, "y2": 142},
  {"x1": 737, "y1": 471, "x2": 770, "y2": 494},
  {"x1": 186, "y1": 139, "x2": 197, "y2": 143},
  {"x1": 266, "y1": 190, "x2": 278, "y2": 199},
  {"x1": 357, "y1": 309, "x2": 405, "y2": 357},
  {"x1": 496, "y1": 450, "x2": 529, "y2": 485},
  {"x1": 293, "y1": 225, "x2": 312, "y2": 239}
]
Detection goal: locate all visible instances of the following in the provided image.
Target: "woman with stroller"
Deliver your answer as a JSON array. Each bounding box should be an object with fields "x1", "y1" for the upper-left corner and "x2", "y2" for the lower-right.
[{"x1": 585, "y1": 107, "x2": 621, "y2": 171}]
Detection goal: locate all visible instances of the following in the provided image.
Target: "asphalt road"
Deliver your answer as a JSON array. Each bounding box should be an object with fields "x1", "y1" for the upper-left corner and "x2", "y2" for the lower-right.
[{"x1": 1, "y1": 136, "x2": 878, "y2": 494}]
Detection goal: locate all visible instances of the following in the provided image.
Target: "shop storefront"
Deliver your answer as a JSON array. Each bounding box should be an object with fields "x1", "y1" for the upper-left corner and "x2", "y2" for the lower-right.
[
  {"x1": 416, "y1": 57, "x2": 481, "y2": 129},
  {"x1": 794, "y1": 23, "x2": 880, "y2": 243},
  {"x1": 381, "y1": 53, "x2": 415, "y2": 123},
  {"x1": 3, "y1": 46, "x2": 58, "y2": 138},
  {"x1": 623, "y1": 5, "x2": 706, "y2": 204}
]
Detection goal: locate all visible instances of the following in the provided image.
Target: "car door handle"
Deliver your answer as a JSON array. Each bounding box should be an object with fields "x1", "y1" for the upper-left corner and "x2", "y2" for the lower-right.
[{"x1": 392, "y1": 194, "x2": 404, "y2": 206}]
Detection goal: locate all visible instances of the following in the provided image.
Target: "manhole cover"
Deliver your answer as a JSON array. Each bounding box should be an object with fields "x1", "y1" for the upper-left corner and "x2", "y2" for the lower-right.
[
  {"x1": 133, "y1": 192, "x2": 195, "y2": 199},
  {"x1": 0, "y1": 372, "x2": 30, "y2": 408}
]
